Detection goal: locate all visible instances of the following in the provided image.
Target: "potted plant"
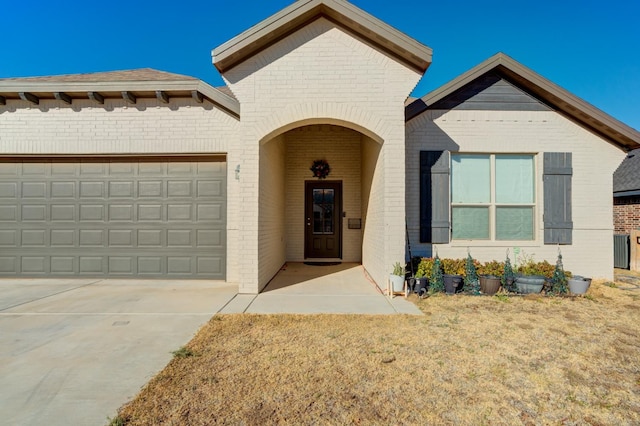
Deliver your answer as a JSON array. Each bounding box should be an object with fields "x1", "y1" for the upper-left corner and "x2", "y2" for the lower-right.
[
  {"x1": 568, "y1": 276, "x2": 592, "y2": 295},
  {"x1": 477, "y1": 260, "x2": 504, "y2": 295},
  {"x1": 389, "y1": 262, "x2": 405, "y2": 293},
  {"x1": 549, "y1": 252, "x2": 569, "y2": 295},
  {"x1": 441, "y1": 258, "x2": 464, "y2": 295},
  {"x1": 503, "y1": 252, "x2": 517, "y2": 293},
  {"x1": 462, "y1": 253, "x2": 481, "y2": 295},
  {"x1": 515, "y1": 256, "x2": 553, "y2": 294}
]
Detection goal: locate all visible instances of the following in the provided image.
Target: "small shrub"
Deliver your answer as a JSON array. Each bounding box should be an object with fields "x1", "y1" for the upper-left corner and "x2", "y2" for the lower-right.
[
  {"x1": 107, "y1": 415, "x2": 126, "y2": 426},
  {"x1": 172, "y1": 346, "x2": 196, "y2": 358},
  {"x1": 416, "y1": 257, "x2": 434, "y2": 279},
  {"x1": 494, "y1": 293, "x2": 510, "y2": 303},
  {"x1": 477, "y1": 260, "x2": 505, "y2": 277},
  {"x1": 441, "y1": 258, "x2": 467, "y2": 275}
]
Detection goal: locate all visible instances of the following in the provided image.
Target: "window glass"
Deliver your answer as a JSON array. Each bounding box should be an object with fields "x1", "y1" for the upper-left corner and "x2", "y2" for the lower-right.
[
  {"x1": 451, "y1": 154, "x2": 490, "y2": 203},
  {"x1": 496, "y1": 155, "x2": 534, "y2": 204},
  {"x1": 312, "y1": 189, "x2": 334, "y2": 235},
  {"x1": 452, "y1": 207, "x2": 490, "y2": 239},
  {"x1": 496, "y1": 207, "x2": 534, "y2": 240}
]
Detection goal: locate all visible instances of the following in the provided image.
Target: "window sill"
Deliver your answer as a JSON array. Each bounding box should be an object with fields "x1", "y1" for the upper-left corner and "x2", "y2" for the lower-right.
[{"x1": 449, "y1": 240, "x2": 540, "y2": 247}]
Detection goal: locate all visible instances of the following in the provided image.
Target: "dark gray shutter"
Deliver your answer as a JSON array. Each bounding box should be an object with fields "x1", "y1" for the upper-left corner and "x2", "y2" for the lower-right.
[
  {"x1": 543, "y1": 152, "x2": 573, "y2": 244},
  {"x1": 420, "y1": 151, "x2": 450, "y2": 243}
]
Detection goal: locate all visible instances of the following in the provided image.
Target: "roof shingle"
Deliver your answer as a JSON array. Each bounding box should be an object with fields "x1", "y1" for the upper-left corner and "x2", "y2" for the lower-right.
[{"x1": 0, "y1": 68, "x2": 197, "y2": 83}]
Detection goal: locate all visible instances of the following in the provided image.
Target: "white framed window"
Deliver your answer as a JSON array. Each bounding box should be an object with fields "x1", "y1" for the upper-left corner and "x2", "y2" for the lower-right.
[{"x1": 451, "y1": 154, "x2": 535, "y2": 241}]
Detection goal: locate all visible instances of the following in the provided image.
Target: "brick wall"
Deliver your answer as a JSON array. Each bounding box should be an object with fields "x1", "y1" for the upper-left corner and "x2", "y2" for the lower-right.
[
  {"x1": 614, "y1": 196, "x2": 640, "y2": 234},
  {"x1": 406, "y1": 109, "x2": 626, "y2": 279},
  {"x1": 223, "y1": 18, "x2": 422, "y2": 292}
]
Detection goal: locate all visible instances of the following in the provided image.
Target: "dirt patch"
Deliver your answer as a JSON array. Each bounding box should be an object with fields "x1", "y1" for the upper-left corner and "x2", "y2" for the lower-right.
[{"x1": 114, "y1": 281, "x2": 640, "y2": 425}]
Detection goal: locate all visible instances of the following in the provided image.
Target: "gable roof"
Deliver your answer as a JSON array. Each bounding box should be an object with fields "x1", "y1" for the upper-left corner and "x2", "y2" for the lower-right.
[
  {"x1": 614, "y1": 148, "x2": 640, "y2": 196},
  {"x1": 0, "y1": 68, "x2": 240, "y2": 117},
  {"x1": 212, "y1": 0, "x2": 432, "y2": 74},
  {"x1": 406, "y1": 53, "x2": 640, "y2": 151}
]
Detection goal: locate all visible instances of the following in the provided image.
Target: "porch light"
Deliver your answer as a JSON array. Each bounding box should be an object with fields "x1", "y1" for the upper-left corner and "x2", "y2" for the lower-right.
[{"x1": 235, "y1": 164, "x2": 240, "y2": 180}]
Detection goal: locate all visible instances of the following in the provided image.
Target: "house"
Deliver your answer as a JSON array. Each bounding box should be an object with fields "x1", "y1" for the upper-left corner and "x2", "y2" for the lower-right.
[
  {"x1": 1, "y1": 0, "x2": 639, "y2": 293},
  {"x1": 613, "y1": 148, "x2": 640, "y2": 234}
]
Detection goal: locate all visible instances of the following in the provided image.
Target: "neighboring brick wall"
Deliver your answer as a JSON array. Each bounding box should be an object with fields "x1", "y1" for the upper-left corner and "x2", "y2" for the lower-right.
[
  {"x1": 405, "y1": 109, "x2": 626, "y2": 280},
  {"x1": 614, "y1": 196, "x2": 640, "y2": 234}
]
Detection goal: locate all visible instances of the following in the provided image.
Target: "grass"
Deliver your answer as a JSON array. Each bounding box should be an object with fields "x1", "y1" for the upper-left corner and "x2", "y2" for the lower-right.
[{"x1": 112, "y1": 281, "x2": 640, "y2": 425}]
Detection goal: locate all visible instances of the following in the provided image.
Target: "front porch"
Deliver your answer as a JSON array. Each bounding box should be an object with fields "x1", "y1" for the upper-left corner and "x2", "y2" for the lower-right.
[{"x1": 220, "y1": 262, "x2": 421, "y2": 314}]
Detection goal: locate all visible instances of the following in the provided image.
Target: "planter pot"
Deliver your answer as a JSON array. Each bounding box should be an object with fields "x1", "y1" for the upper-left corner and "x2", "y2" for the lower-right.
[
  {"x1": 389, "y1": 274, "x2": 405, "y2": 293},
  {"x1": 415, "y1": 277, "x2": 428, "y2": 294},
  {"x1": 480, "y1": 275, "x2": 501, "y2": 295},
  {"x1": 568, "y1": 277, "x2": 592, "y2": 295},
  {"x1": 406, "y1": 277, "x2": 416, "y2": 293},
  {"x1": 413, "y1": 277, "x2": 429, "y2": 293},
  {"x1": 443, "y1": 274, "x2": 463, "y2": 295},
  {"x1": 504, "y1": 277, "x2": 516, "y2": 292},
  {"x1": 515, "y1": 275, "x2": 545, "y2": 294}
]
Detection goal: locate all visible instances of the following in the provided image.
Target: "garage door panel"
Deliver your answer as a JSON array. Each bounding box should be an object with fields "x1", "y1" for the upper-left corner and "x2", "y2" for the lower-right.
[
  {"x1": 0, "y1": 257, "x2": 17, "y2": 273},
  {"x1": 0, "y1": 206, "x2": 17, "y2": 221},
  {"x1": 51, "y1": 205, "x2": 75, "y2": 221},
  {"x1": 109, "y1": 230, "x2": 134, "y2": 247},
  {"x1": 22, "y1": 230, "x2": 46, "y2": 246},
  {"x1": 139, "y1": 204, "x2": 162, "y2": 221},
  {"x1": 168, "y1": 204, "x2": 192, "y2": 221},
  {"x1": 51, "y1": 181, "x2": 75, "y2": 198},
  {"x1": 22, "y1": 182, "x2": 46, "y2": 198},
  {"x1": 22, "y1": 205, "x2": 46, "y2": 221},
  {"x1": 0, "y1": 230, "x2": 17, "y2": 246},
  {"x1": 22, "y1": 163, "x2": 48, "y2": 175},
  {"x1": 51, "y1": 256, "x2": 74, "y2": 273},
  {"x1": 51, "y1": 229, "x2": 75, "y2": 246},
  {"x1": 0, "y1": 158, "x2": 226, "y2": 278},
  {"x1": 138, "y1": 257, "x2": 162, "y2": 274},
  {"x1": 109, "y1": 181, "x2": 134, "y2": 197},
  {"x1": 0, "y1": 182, "x2": 17, "y2": 198},
  {"x1": 139, "y1": 181, "x2": 162, "y2": 197}
]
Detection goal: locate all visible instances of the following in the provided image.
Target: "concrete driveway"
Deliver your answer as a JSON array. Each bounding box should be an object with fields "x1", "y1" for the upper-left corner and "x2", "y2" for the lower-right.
[{"x1": 0, "y1": 279, "x2": 237, "y2": 426}]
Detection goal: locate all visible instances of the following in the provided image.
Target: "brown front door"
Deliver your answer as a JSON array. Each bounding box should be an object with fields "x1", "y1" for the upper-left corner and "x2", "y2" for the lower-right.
[{"x1": 305, "y1": 181, "x2": 342, "y2": 259}]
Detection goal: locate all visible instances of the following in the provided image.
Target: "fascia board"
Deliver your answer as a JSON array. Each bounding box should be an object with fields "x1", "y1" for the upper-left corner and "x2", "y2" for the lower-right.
[
  {"x1": 0, "y1": 80, "x2": 241, "y2": 118},
  {"x1": 212, "y1": 0, "x2": 432, "y2": 73}
]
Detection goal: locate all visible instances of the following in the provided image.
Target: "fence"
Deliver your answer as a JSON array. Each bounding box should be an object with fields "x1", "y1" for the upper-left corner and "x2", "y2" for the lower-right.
[{"x1": 614, "y1": 234, "x2": 630, "y2": 269}]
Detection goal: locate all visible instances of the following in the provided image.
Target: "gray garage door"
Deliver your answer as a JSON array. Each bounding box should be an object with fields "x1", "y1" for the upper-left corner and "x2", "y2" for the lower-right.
[{"x1": 0, "y1": 157, "x2": 226, "y2": 278}]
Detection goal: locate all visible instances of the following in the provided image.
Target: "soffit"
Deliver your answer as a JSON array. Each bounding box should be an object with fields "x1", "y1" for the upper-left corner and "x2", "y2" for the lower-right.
[{"x1": 0, "y1": 69, "x2": 240, "y2": 117}]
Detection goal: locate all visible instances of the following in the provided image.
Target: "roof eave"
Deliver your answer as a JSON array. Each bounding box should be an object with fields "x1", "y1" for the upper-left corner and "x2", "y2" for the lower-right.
[
  {"x1": 0, "y1": 80, "x2": 240, "y2": 118},
  {"x1": 406, "y1": 53, "x2": 640, "y2": 151},
  {"x1": 212, "y1": 0, "x2": 432, "y2": 74}
]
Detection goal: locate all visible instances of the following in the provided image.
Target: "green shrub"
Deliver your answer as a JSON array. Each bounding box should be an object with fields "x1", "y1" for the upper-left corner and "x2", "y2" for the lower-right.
[{"x1": 477, "y1": 260, "x2": 505, "y2": 277}]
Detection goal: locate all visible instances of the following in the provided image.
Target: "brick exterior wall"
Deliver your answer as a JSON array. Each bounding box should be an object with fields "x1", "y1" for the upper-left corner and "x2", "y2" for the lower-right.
[
  {"x1": 406, "y1": 109, "x2": 626, "y2": 280},
  {"x1": 222, "y1": 18, "x2": 422, "y2": 292},
  {"x1": 614, "y1": 196, "x2": 640, "y2": 234},
  {"x1": 0, "y1": 98, "x2": 238, "y2": 154}
]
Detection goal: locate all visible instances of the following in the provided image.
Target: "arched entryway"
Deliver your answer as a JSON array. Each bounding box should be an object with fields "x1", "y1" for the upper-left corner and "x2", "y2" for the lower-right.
[{"x1": 258, "y1": 121, "x2": 383, "y2": 290}]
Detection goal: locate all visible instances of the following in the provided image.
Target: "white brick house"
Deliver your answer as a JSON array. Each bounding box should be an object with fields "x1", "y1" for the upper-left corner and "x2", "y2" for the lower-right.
[{"x1": 1, "y1": 0, "x2": 638, "y2": 292}]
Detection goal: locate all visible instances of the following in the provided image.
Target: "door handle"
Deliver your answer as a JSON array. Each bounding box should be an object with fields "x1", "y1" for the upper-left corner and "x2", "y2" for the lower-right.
[{"x1": 307, "y1": 217, "x2": 311, "y2": 226}]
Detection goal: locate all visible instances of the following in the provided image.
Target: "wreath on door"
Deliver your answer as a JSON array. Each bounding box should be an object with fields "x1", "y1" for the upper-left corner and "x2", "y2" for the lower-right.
[{"x1": 310, "y1": 159, "x2": 331, "y2": 179}]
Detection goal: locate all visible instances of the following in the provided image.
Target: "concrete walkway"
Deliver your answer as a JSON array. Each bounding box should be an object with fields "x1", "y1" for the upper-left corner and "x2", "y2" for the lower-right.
[
  {"x1": 220, "y1": 262, "x2": 422, "y2": 315},
  {"x1": 0, "y1": 266, "x2": 419, "y2": 425}
]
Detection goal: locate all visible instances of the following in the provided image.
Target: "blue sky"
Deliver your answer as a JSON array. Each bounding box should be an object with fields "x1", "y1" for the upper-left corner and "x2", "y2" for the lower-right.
[{"x1": 2, "y1": 0, "x2": 639, "y2": 131}]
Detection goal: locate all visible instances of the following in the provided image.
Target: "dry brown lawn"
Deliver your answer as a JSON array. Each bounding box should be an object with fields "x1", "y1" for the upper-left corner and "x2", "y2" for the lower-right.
[{"x1": 114, "y1": 281, "x2": 640, "y2": 425}]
